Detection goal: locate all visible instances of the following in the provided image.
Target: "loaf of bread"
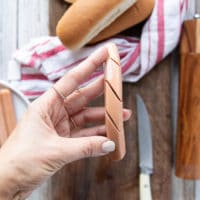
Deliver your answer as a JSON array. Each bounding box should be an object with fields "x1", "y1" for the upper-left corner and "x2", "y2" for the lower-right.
[
  {"x1": 105, "y1": 43, "x2": 125, "y2": 161},
  {"x1": 90, "y1": 0, "x2": 155, "y2": 44},
  {"x1": 56, "y1": 0, "x2": 137, "y2": 50}
]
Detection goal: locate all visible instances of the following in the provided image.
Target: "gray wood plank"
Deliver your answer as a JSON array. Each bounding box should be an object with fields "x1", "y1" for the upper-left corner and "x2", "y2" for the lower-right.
[
  {"x1": 18, "y1": 0, "x2": 49, "y2": 47},
  {"x1": 17, "y1": 1, "x2": 50, "y2": 199},
  {"x1": 0, "y1": 0, "x2": 18, "y2": 80},
  {"x1": 196, "y1": 0, "x2": 200, "y2": 14}
]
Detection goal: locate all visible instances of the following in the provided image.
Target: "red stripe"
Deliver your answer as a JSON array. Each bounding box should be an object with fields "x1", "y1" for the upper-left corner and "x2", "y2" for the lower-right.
[
  {"x1": 156, "y1": 0, "x2": 165, "y2": 63},
  {"x1": 22, "y1": 91, "x2": 44, "y2": 96},
  {"x1": 27, "y1": 45, "x2": 66, "y2": 67},
  {"x1": 83, "y1": 46, "x2": 140, "y2": 82},
  {"x1": 121, "y1": 45, "x2": 140, "y2": 74},
  {"x1": 27, "y1": 54, "x2": 39, "y2": 67},
  {"x1": 21, "y1": 74, "x2": 48, "y2": 81},
  {"x1": 28, "y1": 39, "x2": 51, "y2": 51},
  {"x1": 39, "y1": 45, "x2": 66, "y2": 59},
  {"x1": 185, "y1": 0, "x2": 188, "y2": 11},
  {"x1": 119, "y1": 52, "x2": 128, "y2": 59},
  {"x1": 180, "y1": 0, "x2": 184, "y2": 13}
]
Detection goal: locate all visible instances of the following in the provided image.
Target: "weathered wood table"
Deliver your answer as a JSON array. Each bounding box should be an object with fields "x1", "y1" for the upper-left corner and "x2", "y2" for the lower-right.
[{"x1": 0, "y1": 0, "x2": 200, "y2": 199}]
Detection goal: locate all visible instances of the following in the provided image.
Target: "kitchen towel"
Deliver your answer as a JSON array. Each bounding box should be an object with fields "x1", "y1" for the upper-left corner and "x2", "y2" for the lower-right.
[{"x1": 9, "y1": 0, "x2": 189, "y2": 99}]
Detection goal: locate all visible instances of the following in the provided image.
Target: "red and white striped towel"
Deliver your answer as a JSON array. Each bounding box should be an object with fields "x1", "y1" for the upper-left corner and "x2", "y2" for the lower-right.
[{"x1": 9, "y1": 0, "x2": 188, "y2": 99}]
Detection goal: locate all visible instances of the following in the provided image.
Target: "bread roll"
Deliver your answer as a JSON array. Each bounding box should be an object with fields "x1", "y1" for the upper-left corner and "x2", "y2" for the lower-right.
[
  {"x1": 56, "y1": 0, "x2": 137, "y2": 50},
  {"x1": 105, "y1": 43, "x2": 125, "y2": 161},
  {"x1": 90, "y1": 0, "x2": 155, "y2": 44},
  {"x1": 64, "y1": 0, "x2": 76, "y2": 3}
]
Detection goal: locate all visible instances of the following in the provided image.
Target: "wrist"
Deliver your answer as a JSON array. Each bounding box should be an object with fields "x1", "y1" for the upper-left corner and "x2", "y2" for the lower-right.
[{"x1": 0, "y1": 153, "x2": 19, "y2": 199}]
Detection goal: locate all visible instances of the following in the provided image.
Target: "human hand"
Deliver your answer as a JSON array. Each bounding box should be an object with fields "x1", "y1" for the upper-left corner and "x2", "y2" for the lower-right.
[{"x1": 0, "y1": 45, "x2": 131, "y2": 200}]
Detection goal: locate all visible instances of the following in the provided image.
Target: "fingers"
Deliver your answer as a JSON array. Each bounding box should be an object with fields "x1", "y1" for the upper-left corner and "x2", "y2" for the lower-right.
[
  {"x1": 58, "y1": 136, "x2": 115, "y2": 163},
  {"x1": 65, "y1": 76, "x2": 104, "y2": 115},
  {"x1": 68, "y1": 108, "x2": 132, "y2": 138},
  {"x1": 49, "y1": 46, "x2": 108, "y2": 101},
  {"x1": 123, "y1": 108, "x2": 132, "y2": 121},
  {"x1": 70, "y1": 107, "x2": 105, "y2": 128},
  {"x1": 71, "y1": 125, "x2": 106, "y2": 138},
  {"x1": 69, "y1": 107, "x2": 132, "y2": 129}
]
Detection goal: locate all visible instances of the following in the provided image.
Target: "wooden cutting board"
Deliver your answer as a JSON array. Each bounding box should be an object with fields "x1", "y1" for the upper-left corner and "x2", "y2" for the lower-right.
[
  {"x1": 50, "y1": 59, "x2": 172, "y2": 200},
  {"x1": 48, "y1": 2, "x2": 172, "y2": 199}
]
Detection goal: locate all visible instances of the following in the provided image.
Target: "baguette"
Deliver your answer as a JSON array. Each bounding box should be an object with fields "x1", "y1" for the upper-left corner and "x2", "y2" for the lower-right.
[
  {"x1": 105, "y1": 43, "x2": 125, "y2": 161},
  {"x1": 56, "y1": 0, "x2": 137, "y2": 50}
]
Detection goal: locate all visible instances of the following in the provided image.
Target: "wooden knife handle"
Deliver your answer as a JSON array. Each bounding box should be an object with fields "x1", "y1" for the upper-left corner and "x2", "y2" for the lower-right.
[
  {"x1": 105, "y1": 43, "x2": 126, "y2": 161},
  {"x1": 176, "y1": 19, "x2": 200, "y2": 179},
  {"x1": 0, "y1": 98, "x2": 8, "y2": 146},
  {"x1": 0, "y1": 89, "x2": 16, "y2": 136}
]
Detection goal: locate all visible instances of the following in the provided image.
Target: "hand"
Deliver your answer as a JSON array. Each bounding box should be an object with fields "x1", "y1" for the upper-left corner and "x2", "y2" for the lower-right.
[{"x1": 0, "y1": 46, "x2": 131, "y2": 200}]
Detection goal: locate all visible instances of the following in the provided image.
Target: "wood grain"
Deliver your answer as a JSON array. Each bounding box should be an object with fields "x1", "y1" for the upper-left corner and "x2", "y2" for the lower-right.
[
  {"x1": 170, "y1": 50, "x2": 195, "y2": 200},
  {"x1": 18, "y1": 0, "x2": 49, "y2": 47},
  {"x1": 0, "y1": 89, "x2": 16, "y2": 135},
  {"x1": 0, "y1": 0, "x2": 199, "y2": 199},
  {"x1": 0, "y1": 96, "x2": 8, "y2": 146},
  {"x1": 0, "y1": 0, "x2": 18, "y2": 80},
  {"x1": 180, "y1": 20, "x2": 200, "y2": 53},
  {"x1": 176, "y1": 19, "x2": 200, "y2": 179},
  {"x1": 49, "y1": 56, "x2": 172, "y2": 200},
  {"x1": 49, "y1": 0, "x2": 68, "y2": 36}
]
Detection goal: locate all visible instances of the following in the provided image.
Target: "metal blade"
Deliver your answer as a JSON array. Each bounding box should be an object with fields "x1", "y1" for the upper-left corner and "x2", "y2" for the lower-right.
[
  {"x1": 136, "y1": 95, "x2": 153, "y2": 175},
  {"x1": 195, "y1": 0, "x2": 200, "y2": 16}
]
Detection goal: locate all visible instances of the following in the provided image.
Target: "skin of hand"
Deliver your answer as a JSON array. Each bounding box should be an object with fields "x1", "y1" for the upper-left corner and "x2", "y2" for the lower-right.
[{"x1": 0, "y1": 45, "x2": 132, "y2": 200}]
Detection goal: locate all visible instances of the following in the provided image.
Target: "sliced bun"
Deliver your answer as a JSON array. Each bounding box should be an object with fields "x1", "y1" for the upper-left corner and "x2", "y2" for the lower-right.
[
  {"x1": 56, "y1": 0, "x2": 137, "y2": 50},
  {"x1": 90, "y1": 0, "x2": 155, "y2": 44},
  {"x1": 64, "y1": 0, "x2": 76, "y2": 3}
]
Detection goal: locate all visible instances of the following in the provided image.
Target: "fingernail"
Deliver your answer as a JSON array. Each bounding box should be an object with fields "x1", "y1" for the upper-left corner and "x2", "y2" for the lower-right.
[
  {"x1": 123, "y1": 109, "x2": 132, "y2": 121},
  {"x1": 102, "y1": 141, "x2": 115, "y2": 153}
]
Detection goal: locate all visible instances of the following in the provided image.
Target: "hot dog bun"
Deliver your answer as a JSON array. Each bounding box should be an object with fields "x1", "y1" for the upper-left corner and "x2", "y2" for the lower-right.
[
  {"x1": 56, "y1": 0, "x2": 137, "y2": 50},
  {"x1": 90, "y1": 0, "x2": 155, "y2": 44},
  {"x1": 64, "y1": 0, "x2": 76, "y2": 3}
]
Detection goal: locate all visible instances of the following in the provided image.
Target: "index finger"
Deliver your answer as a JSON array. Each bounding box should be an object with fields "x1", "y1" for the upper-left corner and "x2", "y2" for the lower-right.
[{"x1": 53, "y1": 46, "x2": 108, "y2": 99}]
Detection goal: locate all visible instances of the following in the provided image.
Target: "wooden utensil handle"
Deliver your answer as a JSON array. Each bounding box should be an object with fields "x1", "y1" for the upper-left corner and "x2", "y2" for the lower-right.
[
  {"x1": 0, "y1": 89, "x2": 16, "y2": 136},
  {"x1": 0, "y1": 99, "x2": 8, "y2": 146},
  {"x1": 176, "y1": 53, "x2": 200, "y2": 179},
  {"x1": 176, "y1": 20, "x2": 200, "y2": 179},
  {"x1": 180, "y1": 19, "x2": 200, "y2": 53}
]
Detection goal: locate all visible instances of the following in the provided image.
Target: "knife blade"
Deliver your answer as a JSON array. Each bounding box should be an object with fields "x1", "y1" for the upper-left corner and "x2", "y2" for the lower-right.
[{"x1": 136, "y1": 95, "x2": 153, "y2": 200}]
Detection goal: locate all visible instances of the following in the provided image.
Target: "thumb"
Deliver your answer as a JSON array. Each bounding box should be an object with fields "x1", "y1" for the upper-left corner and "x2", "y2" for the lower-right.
[{"x1": 58, "y1": 136, "x2": 115, "y2": 163}]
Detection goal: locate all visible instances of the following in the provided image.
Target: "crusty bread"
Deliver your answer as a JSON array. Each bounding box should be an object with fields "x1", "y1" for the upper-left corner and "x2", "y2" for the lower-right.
[
  {"x1": 57, "y1": 0, "x2": 137, "y2": 50},
  {"x1": 90, "y1": 0, "x2": 155, "y2": 44}
]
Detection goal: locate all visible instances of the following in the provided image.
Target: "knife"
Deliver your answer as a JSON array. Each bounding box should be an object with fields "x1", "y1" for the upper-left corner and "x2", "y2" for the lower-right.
[{"x1": 136, "y1": 95, "x2": 153, "y2": 200}]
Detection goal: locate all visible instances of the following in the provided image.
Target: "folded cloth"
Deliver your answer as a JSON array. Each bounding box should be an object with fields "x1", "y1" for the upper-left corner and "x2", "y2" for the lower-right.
[{"x1": 9, "y1": 0, "x2": 188, "y2": 99}]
